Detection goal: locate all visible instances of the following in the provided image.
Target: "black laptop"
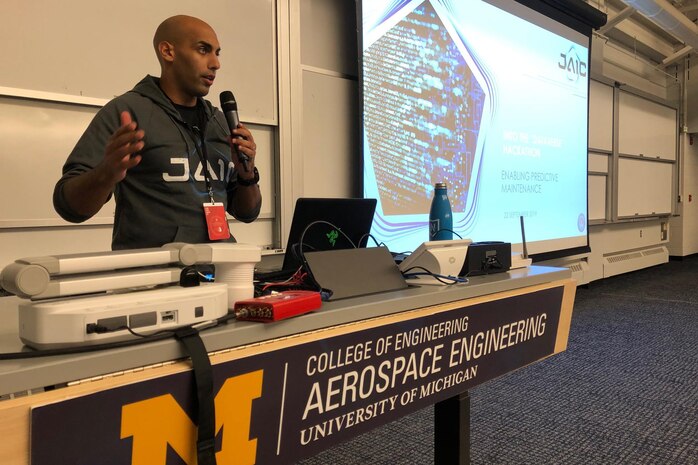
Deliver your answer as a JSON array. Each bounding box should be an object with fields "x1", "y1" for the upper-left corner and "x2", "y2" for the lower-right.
[
  {"x1": 282, "y1": 197, "x2": 377, "y2": 270},
  {"x1": 257, "y1": 198, "x2": 378, "y2": 277}
]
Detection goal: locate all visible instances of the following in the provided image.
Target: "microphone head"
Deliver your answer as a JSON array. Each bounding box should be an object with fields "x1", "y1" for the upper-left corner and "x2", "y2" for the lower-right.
[{"x1": 220, "y1": 90, "x2": 237, "y2": 112}]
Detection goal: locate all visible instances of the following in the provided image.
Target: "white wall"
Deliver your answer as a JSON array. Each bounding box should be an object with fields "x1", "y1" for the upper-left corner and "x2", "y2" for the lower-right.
[
  {"x1": 0, "y1": 2, "x2": 278, "y2": 269},
  {"x1": 296, "y1": 0, "x2": 358, "y2": 201},
  {"x1": 669, "y1": 133, "x2": 698, "y2": 256},
  {"x1": 0, "y1": 0, "x2": 691, "y2": 284}
]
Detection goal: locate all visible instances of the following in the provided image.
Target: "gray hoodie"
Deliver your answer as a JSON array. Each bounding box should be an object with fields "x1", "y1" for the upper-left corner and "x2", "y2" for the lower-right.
[{"x1": 54, "y1": 75, "x2": 260, "y2": 250}]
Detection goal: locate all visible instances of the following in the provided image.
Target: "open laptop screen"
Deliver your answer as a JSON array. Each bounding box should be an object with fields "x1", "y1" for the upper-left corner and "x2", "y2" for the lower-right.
[{"x1": 282, "y1": 198, "x2": 378, "y2": 271}]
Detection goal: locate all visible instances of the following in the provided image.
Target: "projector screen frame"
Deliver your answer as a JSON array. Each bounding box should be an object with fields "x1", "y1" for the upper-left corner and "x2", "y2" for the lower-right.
[{"x1": 357, "y1": 0, "x2": 604, "y2": 262}]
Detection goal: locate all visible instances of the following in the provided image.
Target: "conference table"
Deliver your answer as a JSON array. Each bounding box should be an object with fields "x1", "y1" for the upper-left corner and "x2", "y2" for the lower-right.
[{"x1": 0, "y1": 265, "x2": 575, "y2": 465}]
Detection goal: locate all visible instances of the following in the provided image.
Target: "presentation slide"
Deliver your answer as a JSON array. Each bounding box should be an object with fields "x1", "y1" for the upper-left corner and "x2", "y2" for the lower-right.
[{"x1": 361, "y1": 0, "x2": 589, "y2": 256}]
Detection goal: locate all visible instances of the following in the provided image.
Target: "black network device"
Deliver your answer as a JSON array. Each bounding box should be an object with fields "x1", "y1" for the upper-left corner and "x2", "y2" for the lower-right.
[{"x1": 460, "y1": 241, "x2": 512, "y2": 276}]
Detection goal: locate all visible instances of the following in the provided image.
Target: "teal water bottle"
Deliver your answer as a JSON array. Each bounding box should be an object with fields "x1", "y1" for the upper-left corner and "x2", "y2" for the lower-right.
[{"x1": 429, "y1": 182, "x2": 453, "y2": 241}]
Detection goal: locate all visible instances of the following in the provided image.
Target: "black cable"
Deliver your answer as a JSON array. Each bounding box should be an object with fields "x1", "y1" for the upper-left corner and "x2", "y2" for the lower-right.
[
  {"x1": 433, "y1": 228, "x2": 463, "y2": 239},
  {"x1": 0, "y1": 311, "x2": 240, "y2": 360},
  {"x1": 126, "y1": 326, "x2": 170, "y2": 338},
  {"x1": 358, "y1": 233, "x2": 386, "y2": 248},
  {"x1": 298, "y1": 220, "x2": 357, "y2": 248},
  {"x1": 0, "y1": 330, "x2": 176, "y2": 360},
  {"x1": 296, "y1": 220, "x2": 357, "y2": 272},
  {"x1": 401, "y1": 266, "x2": 467, "y2": 285},
  {"x1": 289, "y1": 241, "x2": 318, "y2": 265}
]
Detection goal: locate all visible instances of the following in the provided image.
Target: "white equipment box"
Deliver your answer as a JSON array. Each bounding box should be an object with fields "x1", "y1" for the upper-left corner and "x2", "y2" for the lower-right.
[
  {"x1": 19, "y1": 283, "x2": 228, "y2": 349},
  {"x1": 1, "y1": 243, "x2": 262, "y2": 349}
]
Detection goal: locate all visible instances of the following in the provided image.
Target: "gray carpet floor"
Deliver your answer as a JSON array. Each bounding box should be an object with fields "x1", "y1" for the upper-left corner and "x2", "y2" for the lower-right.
[{"x1": 297, "y1": 257, "x2": 698, "y2": 464}]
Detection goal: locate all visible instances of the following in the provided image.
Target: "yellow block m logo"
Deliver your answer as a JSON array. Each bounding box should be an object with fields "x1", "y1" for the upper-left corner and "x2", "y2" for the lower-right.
[{"x1": 121, "y1": 370, "x2": 263, "y2": 465}]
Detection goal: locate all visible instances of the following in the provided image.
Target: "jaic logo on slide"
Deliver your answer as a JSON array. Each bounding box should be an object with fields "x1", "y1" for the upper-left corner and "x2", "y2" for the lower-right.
[{"x1": 558, "y1": 46, "x2": 587, "y2": 83}]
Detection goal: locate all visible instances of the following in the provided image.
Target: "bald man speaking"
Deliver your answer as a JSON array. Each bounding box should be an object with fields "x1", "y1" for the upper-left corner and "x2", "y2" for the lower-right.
[{"x1": 53, "y1": 15, "x2": 262, "y2": 249}]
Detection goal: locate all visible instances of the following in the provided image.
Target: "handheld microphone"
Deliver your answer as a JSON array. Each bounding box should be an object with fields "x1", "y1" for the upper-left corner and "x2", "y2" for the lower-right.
[{"x1": 220, "y1": 90, "x2": 250, "y2": 172}]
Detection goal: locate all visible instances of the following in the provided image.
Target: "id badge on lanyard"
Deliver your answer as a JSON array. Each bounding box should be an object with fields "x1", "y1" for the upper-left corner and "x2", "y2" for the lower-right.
[
  {"x1": 203, "y1": 202, "x2": 231, "y2": 240},
  {"x1": 194, "y1": 125, "x2": 231, "y2": 240}
]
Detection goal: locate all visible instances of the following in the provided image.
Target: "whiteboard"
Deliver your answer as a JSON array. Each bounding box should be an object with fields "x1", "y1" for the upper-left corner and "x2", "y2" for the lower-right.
[
  {"x1": 0, "y1": 98, "x2": 112, "y2": 227},
  {"x1": 588, "y1": 174, "x2": 606, "y2": 221},
  {"x1": 0, "y1": 96, "x2": 274, "y2": 228},
  {"x1": 1, "y1": 0, "x2": 276, "y2": 124},
  {"x1": 588, "y1": 80, "x2": 613, "y2": 152},
  {"x1": 618, "y1": 91, "x2": 676, "y2": 160},
  {"x1": 588, "y1": 152, "x2": 609, "y2": 173},
  {"x1": 302, "y1": 71, "x2": 359, "y2": 197},
  {"x1": 617, "y1": 158, "x2": 673, "y2": 217},
  {"x1": 300, "y1": 0, "x2": 358, "y2": 77}
]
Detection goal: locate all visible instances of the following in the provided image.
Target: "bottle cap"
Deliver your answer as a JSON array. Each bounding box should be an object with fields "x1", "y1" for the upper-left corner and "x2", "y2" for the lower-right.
[{"x1": 435, "y1": 182, "x2": 447, "y2": 189}]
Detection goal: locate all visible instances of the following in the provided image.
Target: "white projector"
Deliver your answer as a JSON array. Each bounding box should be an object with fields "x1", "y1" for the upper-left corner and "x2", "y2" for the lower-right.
[{"x1": 1, "y1": 243, "x2": 262, "y2": 349}]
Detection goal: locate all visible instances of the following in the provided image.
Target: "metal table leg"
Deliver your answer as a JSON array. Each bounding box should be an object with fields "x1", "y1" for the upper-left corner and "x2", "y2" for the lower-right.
[{"x1": 434, "y1": 391, "x2": 470, "y2": 465}]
